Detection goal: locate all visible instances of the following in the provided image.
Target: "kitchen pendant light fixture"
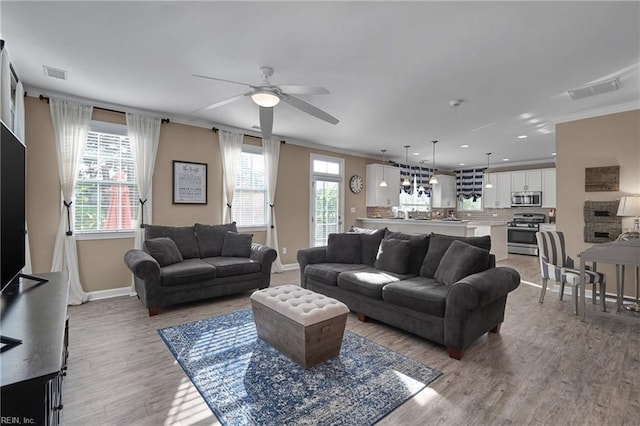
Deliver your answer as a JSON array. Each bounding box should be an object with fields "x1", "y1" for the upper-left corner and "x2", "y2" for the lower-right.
[
  {"x1": 379, "y1": 149, "x2": 388, "y2": 187},
  {"x1": 402, "y1": 145, "x2": 411, "y2": 187},
  {"x1": 485, "y1": 153, "x2": 493, "y2": 189},
  {"x1": 429, "y1": 141, "x2": 439, "y2": 185},
  {"x1": 418, "y1": 161, "x2": 426, "y2": 193}
]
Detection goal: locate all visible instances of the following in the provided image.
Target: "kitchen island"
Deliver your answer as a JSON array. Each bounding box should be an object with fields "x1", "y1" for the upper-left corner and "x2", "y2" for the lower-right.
[
  {"x1": 469, "y1": 221, "x2": 508, "y2": 261},
  {"x1": 355, "y1": 218, "x2": 475, "y2": 237}
]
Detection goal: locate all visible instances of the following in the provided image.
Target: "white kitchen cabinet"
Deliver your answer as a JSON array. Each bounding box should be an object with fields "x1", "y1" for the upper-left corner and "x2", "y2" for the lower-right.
[
  {"x1": 431, "y1": 174, "x2": 457, "y2": 208},
  {"x1": 511, "y1": 170, "x2": 542, "y2": 192},
  {"x1": 365, "y1": 164, "x2": 400, "y2": 207},
  {"x1": 484, "y1": 172, "x2": 511, "y2": 208},
  {"x1": 542, "y1": 168, "x2": 556, "y2": 208}
]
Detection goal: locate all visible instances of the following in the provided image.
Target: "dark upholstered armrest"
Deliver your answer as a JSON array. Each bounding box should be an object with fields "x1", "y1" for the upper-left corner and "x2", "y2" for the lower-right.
[
  {"x1": 297, "y1": 246, "x2": 327, "y2": 288},
  {"x1": 446, "y1": 267, "x2": 521, "y2": 311},
  {"x1": 124, "y1": 249, "x2": 161, "y2": 283},
  {"x1": 250, "y1": 243, "x2": 278, "y2": 288}
]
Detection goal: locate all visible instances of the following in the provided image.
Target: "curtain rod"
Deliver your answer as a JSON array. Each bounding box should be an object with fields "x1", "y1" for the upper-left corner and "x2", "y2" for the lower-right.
[
  {"x1": 0, "y1": 39, "x2": 20, "y2": 84},
  {"x1": 38, "y1": 95, "x2": 169, "y2": 123},
  {"x1": 211, "y1": 127, "x2": 285, "y2": 143}
]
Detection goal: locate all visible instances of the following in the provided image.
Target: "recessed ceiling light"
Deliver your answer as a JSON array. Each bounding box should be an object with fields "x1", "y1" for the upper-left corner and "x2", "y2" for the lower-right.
[
  {"x1": 552, "y1": 152, "x2": 557, "y2": 156},
  {"x1": 537, "y1": 127, "x2": 554, "y2": 135},
  {"x1": 519, "y1": 113, "x2": 533, "y2": 120},
  {"x1": 502, "y1": 158, "x2": 510, "y2": 161},
  {"x1": 459, "y1": 163, "x2": 465, "y2": 166},
  {"x1": 517, "y1": 135, "x2": 527, "y2": 139},
  {"x1": 412, "y1": 152, "x2": 420, "y2": 156},
  {"x1": 528, "y1": 118, "x2": 540, "y2": 125},
  {"x1": 460, "y1": 144, "x2": 469, "y2": 148}
]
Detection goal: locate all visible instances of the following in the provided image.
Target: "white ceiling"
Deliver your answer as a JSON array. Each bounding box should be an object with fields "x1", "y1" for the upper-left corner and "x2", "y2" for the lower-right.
[{"x1": 2, "y1": 1, "x2": 639, "y2": 169}]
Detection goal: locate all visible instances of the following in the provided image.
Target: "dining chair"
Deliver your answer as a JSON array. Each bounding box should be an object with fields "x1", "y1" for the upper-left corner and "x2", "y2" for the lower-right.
[{"x1": 536, "y1": 231, "x2": 607, "y2": 314}]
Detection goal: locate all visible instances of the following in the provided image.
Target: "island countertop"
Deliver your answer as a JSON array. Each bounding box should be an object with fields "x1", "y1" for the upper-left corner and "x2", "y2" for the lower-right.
[{"x1": 355, "y1": 218, "x2": 475, "y2": 237}]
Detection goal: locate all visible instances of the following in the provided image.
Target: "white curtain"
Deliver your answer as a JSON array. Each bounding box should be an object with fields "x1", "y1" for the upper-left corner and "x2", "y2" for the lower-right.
[
  {"x1": 219, "y1": 130, "x2": 243, "y2": 223},
  {"x1": 126, "y1": 113, "x2": 161, "y2": 250},
  {"x1": 50, "y1": 98, "x2": 93, "y2": 305},
  {"x1": 263, "y1": 138, "x2": 284, "y2": 272},
  {"x1": 0, "y1": 47, "x2": 11, "y2": 125}
]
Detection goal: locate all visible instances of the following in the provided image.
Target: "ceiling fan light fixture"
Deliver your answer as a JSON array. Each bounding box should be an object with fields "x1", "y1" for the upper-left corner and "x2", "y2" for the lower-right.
[{"x1": 251, "y1": 90, "x2": 280, "y2": 107}]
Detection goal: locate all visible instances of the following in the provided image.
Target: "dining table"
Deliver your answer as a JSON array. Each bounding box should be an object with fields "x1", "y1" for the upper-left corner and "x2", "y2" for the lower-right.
[{"x1": 579, "y1": 238, "x2": 640, "y2": 321}]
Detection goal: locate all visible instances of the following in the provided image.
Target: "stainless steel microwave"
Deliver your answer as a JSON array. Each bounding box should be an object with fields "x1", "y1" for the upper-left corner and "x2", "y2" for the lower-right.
[{"x1": 511, "y1": 191, "x2": 542, "y2": 207}]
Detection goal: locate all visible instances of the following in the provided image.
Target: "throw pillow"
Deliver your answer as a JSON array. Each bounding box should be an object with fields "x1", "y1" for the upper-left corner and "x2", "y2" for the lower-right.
[
  {"x1": 420, "y1": 233, "x2": 491, "y2": 278},
  {"x1": 145, "y1": 225, "x2": 200, "y2": 259},
  {"x1": 434, "y1": 240, "x2": 490, "y2": 286},
  {"x1": 143, "y1": 237, "x2": 184, "y2": 267},
  {"x1": 384, "y1": 231, "x2": 430, "y2": 275},
  {"x1": 326, "y1": 233, "x2": 362, "y2": 264},
  {"x1": 352, "y1": 228, "x2": 386, "y2": 266},
  {"x1": 195, "y1": 222, "x2": 238, "y2": 257},
  {"x1": 374, "y1": 238, "x2": 411, "y2": 274},
  {"x1": 221, "y1": 231, "x2": 253, "y2": 257}
]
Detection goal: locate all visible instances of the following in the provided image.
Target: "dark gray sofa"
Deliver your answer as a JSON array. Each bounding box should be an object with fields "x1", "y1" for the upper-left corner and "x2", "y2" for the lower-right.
[
  {"x1": 297, "y1": 229, "x2": 520, "y2": 359},
  {"x1": 124, "y1": 223, "x2": 277, "y2": 316}
]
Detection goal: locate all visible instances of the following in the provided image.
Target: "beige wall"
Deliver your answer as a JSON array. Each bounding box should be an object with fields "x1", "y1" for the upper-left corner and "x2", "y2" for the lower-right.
[
  {"x1": 556, "y1": 109, "x2": 640, "y2": 296},
  {"x1": 24, "y1": 96, "x2": 368, "y2": 292}
]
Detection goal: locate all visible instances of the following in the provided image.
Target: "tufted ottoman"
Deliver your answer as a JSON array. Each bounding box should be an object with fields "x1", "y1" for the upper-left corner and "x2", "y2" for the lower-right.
[{"x1": 250, "y1": 284, "x2": 349, "y2": 369}]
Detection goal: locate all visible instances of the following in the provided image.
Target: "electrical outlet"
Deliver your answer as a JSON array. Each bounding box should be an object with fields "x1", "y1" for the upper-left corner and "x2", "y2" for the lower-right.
[
  {"x1": 350, "y1": 207, "x2": 356, "y2": 213},
  {"x1": 282, "y1": 247, "x2": 287, "y2": 254},
  {"x1": 466, "y1": 213, "x2": 472, "y2": 217},
  {"x1": 492, "y1": 213, "x2": 498, "y2": 217}
]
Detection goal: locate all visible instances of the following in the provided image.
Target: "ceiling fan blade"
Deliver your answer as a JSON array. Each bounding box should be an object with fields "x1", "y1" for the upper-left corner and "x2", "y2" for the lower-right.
[
  {"x1": 192, "y1": 91, "x2": 251, "y2": 113},
  {"x1": 259, "y1": 106, "x2": 273, "y2": 139},
  {"x1": 278, "y1": 85, "x2": 330, "y2": 95},
  {"x1": 192, "y1": 74, "x2": 253, "y2": 87},
  {"x1": 280, "y1": 95, "x2": 339, "y2": 125}
]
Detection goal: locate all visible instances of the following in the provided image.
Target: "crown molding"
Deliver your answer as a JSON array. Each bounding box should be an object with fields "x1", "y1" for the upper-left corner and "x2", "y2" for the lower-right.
[{"x1": 552, "y1": 100, "x2": 640, "y2": 124}]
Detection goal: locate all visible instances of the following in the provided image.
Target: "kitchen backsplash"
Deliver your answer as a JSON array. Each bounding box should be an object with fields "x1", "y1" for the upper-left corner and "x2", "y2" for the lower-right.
[{"x1": 366, "y1": 206, "x2": 555, "y2": 222}]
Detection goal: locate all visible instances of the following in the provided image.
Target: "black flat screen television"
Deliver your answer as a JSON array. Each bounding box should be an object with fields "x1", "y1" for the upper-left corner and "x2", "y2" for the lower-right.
[{"x1": 1, "y1": 120, "x2": 26, "y2": 292}]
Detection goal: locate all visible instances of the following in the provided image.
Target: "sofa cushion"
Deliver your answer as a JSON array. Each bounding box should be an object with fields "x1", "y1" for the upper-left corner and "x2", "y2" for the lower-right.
[
  {"x1": 337, "y1": 267, "x2": 410, "y2": 299},
  {"x1": 160, "y1": 258, "x2": 217, "y2": 287},
  {"x1": 434, "y1": 240, "x2": 491, "y2": 286},
  {"x1": 352, "y1": 228, "x2": 386, "y2": 266},
  {"x1": 420, "y1": 233, "x2": 491, "y2": 278},
  {"x1": 384, "y1": 231, "x2": 430, "y2": 275},
  {"x1": 305, "y1": 263, "x2": 369, "y2": 286},
  {"x1": 221, "y1": 231, "x2": 253, "y2": 257},
  {"x1": 144, "y1": 237, "x2": 183, "y2": 267},
  {"x1": 374, "y1": 238, "x2": 411, "y2": 274},
  {"x1": 326, "y1": 233, "x2": 362, "y2": 264},
  {"x1": 382, "y1": 277, "x2": 448, "y2": 317},
  {"x1": 203, "y1": 257, "x2": 261, "y2": 278},
  {"x1": 195, "y1": 222, "x2": 238, "y2": 257},
  {"x1": 145, "y1": 225, "x2": 200, "y2": 259}
]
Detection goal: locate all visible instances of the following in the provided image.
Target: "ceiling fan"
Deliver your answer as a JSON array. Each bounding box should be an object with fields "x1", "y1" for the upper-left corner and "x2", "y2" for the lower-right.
[{"x1": 193, "y1": 67, "x2": 339, "y2": 139}]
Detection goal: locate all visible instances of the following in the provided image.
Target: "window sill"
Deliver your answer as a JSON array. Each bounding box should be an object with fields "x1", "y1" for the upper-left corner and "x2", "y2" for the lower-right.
[
  {"x1": 75, "y1": 231, "x2": 135, "y2": 241},
  {"x1": 237, "y1": 225, "x2": 268, "y2": 233}
]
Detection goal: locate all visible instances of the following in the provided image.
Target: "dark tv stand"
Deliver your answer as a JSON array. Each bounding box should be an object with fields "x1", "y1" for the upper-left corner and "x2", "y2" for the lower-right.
[
  {"x1": 1, "y1": 271, "x2": 69, "y2": 426},
  {"x1": 18, "y1": 272, "x2": 49, "y2": 284}
]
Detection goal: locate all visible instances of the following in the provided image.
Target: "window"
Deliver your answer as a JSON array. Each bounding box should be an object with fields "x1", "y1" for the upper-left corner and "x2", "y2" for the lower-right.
[
  {"x1": 74, "y1": 122, "x2": 138, "y2": 234},
  {"x1": 232, "y1": 146, "x2": 266, "y2": 227},
  {"x1": 458, "y1": 197, "x2": 482, "y2": 211}
]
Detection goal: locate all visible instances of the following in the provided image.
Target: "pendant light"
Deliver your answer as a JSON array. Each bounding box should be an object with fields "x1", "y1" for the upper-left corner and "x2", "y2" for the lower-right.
[
  {"x1": 402, "y1": 145, "x2": 411, "y2": 187},
  {"x1": 417, "y1": 160, "x2": 426, "y2": 193},
  {"x1": 485, "y1": 153, "x2": 493, "y2": 189},
  {"x1": 429, "y1": 141, "x2": 439, "y2": 184},
  {"x1": 379, "y1": 149, "x2": 388, "y2": 187}
]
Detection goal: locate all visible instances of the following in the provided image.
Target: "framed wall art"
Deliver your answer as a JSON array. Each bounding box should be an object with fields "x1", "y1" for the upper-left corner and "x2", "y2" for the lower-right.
[
  {"x1": 173, "y1": 160, "x2": 207, "y2": 204},
  {"x1": 585, "y1": 166, "x2": 619, "y2": 192}
]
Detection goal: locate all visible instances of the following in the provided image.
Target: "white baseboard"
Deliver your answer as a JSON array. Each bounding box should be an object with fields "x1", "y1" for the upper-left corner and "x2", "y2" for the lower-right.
[
  {"x1": 87, "y1": 286, "x2": 132, "y2": 301},
  {"x1": 281, "y1": 263, "x2": 299, "y2": 271}
]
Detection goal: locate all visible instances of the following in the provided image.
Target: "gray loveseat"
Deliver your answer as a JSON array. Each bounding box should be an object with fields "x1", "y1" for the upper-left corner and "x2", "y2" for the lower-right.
[
  {"x1": 297, "y1": 228, "x2": 520, "y2": 359},
  {"x1": 124, "y1": 223, "x2": 277, "y2": 316}
]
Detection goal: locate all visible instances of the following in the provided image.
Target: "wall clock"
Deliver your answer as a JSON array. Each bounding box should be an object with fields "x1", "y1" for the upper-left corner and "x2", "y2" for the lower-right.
[{"x1": 349, "y1": 175, "x2": 364, "y2": 194}]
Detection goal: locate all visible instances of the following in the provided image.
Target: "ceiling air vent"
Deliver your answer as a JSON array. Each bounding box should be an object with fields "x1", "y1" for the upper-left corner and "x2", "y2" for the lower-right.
[
  {"x1": 43, "y1": 65, "x2": 68, "y2": 80},
  {"x1": 567, "y1": 78, "x2": 619, "y2": 100}
]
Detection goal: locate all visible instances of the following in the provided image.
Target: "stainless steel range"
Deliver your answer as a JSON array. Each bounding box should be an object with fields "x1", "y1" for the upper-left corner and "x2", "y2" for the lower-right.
[{"x1": 507, "y1": 213, "x2": 546, "y2": 256}]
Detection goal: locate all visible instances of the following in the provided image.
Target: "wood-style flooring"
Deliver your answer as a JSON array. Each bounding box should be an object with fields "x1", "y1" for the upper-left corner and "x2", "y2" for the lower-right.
[{"x1": 63, "y1": 254, "x2": 640, "y2": 425}]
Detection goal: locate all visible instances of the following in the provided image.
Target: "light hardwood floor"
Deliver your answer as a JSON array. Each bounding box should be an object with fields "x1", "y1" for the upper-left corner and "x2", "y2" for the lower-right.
[{"x1": 63, "y1": 254, "x2": 640, "y2": 425}]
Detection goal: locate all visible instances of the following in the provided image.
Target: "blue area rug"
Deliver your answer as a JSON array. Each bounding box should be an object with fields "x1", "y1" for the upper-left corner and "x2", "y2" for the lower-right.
[{"x1": 158, "y1": 309, "x2": 442, "y2": 426}]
